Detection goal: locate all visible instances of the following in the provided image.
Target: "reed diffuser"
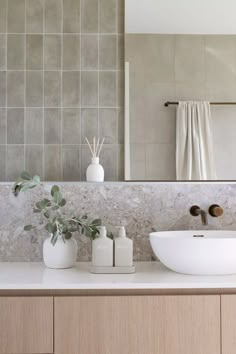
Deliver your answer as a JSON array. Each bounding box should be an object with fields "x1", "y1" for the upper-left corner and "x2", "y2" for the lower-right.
[{"x1": 85, "y1": 137, "x2": 105, "y2": 182}]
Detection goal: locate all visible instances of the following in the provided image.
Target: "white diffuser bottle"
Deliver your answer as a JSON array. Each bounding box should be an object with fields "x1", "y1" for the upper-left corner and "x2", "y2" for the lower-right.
[
  {"x1": 86, "y1": 157, "x2": 104, "y2": 182},
  {"x1": 92, "y1": 226, "x2": 113, "y2": 267},
  {"x1": 115, "y1": 227, "x2": 133, "y2": 267},
  {"x1": 85, "y1": 137, "x2": 105, "y2": 182}
]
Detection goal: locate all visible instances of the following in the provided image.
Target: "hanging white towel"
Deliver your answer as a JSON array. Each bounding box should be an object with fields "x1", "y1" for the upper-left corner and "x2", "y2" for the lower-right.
[{"x1": 176, "y1": 101, "x2": 217, "y2": 180}]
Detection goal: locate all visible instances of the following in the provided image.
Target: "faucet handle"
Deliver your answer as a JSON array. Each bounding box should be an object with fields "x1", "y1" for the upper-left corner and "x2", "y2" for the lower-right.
[
  {"x1": 209, "y1": 204, "x2": 224, "y2": 217},
  {"x1": 190, "y1": 205, "x2": 201, "y2": 216}
]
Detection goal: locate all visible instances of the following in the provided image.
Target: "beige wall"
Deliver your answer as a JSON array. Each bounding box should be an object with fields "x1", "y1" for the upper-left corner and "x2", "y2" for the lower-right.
[
  {"x1": 0, "y1": 0, "x2": 124, "y2": 182},
  {"x1": 125, "y1": 34, "x2": 236, "y2": 180}
]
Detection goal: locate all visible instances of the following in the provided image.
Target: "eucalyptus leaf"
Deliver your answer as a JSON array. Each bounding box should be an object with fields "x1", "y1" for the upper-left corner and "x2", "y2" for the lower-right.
[
  {"x1": 64, "y1": 232, "x2": 72, "y2": 240},
  {"x1": 53, "y1": 191, "x2": 63, "y2": 205},
  {"x1": 33, "y1": 208, "x2": 41, "y2": 213},
  {"x1": 44, "y1": 211, "x2": 50, "y2": 219},
  {"x1": 51, "y1": 185, "x2": 60, "y2": 197},
  {"x1": 20, "y1": 171, "x2": 32, "y2": 180},
  {"x1": 24, "y1": 225, "x2": 33, "y2": 231},
  {"x1": 59, "y1": 198, "x2": 66, "y2": 207},
  {"x1": 33, "y1": 175, "x2": 40, "y2": 183}
]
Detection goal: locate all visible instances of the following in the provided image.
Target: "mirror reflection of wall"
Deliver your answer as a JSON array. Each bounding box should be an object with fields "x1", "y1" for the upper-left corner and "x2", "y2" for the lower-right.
[
  {"x1": 0, "y1": 0, "x2": 124, "y2": 182},
  {"x1": 125, "y1": 0, "x2": 236, "y2": 181}
]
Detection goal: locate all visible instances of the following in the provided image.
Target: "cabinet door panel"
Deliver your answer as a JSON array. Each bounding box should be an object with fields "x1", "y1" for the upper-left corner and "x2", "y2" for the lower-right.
[
  {"x1": 55, "y1": 295, "x2": 220, "y2": 354},
  {"x1": 222, "y1": 295, "x2": 236, "y2": 354},
  {"x1": 0, "y1": 297, "x2": 53, "y2": 354}
]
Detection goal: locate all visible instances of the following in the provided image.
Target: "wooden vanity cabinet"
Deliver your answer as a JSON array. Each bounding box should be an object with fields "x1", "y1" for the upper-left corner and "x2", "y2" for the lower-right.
[
  {"x1": 0, "y1": 297, "x2": 53, "y2": 354},
  {"x1": 54, "y1": 295, "x2": 220, "y2": 354},
  {"x1": 222, "y1": 295, "x2": 236, "y2": 354}
]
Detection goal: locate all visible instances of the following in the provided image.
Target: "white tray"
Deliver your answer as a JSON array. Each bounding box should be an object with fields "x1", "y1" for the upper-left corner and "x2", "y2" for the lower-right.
[{"x1": 90, "y1": 265, "x2": 136, "y2": 274}]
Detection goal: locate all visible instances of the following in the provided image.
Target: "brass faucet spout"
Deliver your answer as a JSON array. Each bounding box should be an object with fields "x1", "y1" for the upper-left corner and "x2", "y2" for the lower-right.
[{"x1": 190, "y1": 205, "x2": 208, "y2": 226}]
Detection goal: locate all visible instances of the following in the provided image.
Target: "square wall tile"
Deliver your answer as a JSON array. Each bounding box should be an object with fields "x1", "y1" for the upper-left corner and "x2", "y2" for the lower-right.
[
  {"x1": 99, "y1": 35, "x2": 117, "y2": 70},
  {"x1": 7, "y1": 108, "x2": 24, "y2": 144},
  {"x1": 44, "y1": 108, "x2": 61, "y2": 144},
  {"x1": 118, "y1": 109, "x2": 124, "y2": 144},
  {"x1": 81, "y1": 144, "x2": 91, "y2": 180},
  {"x1": 7, "y1": 71, "x2": 24, "y2": 107},
  {"x1": 0, "y1": 72, "x2": 6, "y2": 107},
  {"x1": 44, "y1": 71, "x2": 61, "y2": 107},
  {"x1": 63, "y1": 71, "x2": 80, "y2": 107},
  {"x1": 25, "y1": 108, "x2": 43, "y2": 144},
  {"x1": 99, "y1": 0, "x2": 116, "y2": 33},
  {"x1": 6, "y1": 145, "x2": 24, "y2": 181},
  {"x1": 7, "y1": 35, "x2": 25, "y2": 70},
  {"x1": 175, "y1": 35, "x2": 205, "y2": 83},
  {"x1": 26, "y1": 0, "x2": 43, "y2": 33},
  {"x1": 0, "y1": 34, "x2": 6, "y2": 70},
  {"x1": 205, "y1": 36, "x2": 236, "y2": 87},
  {"x1": 44, "y1": 35, "x2": 61, "y2": 70},
  {"x1": 81, "y1": 35, "x2": 98, "y2": 70},
  {"x1": 99, "y1": 108, "x2": 117, "y2": 144},
  {"x1": 44, "y1": 145, "x2": 62, "y2": 181},
  {"x1": 25, "y1": 145, "x2": 43, "y2": 177},
  {"x1": 0, "y1": 109, "x2": 6, "y2": 144},
  {"x1": 62, "y1": 145, "x2": 80, "y2": 181},
  {"x1": 44, "y1": 0, "x2": 62, "y2": 33},
  {"x1": 81, "y1": 71, "x2": 98, "y2": 107},
  {"x1": 100, "y1": 145, "x2": 118, "y2": 181},
  {"x1": 62, "y1": 108, "x2": 80, "y2": 144},
  {"x1": 63, "y1": 0, "x2": 80, "y2": 33},
  {"x1": 8, "y1": 0, "x2": 25, "y2": 33},
  {"x1": 0, "y1": 145, "x2": 6, "y2": 181},
  {"x1": 81, "y1": 108, "x2": 98, "y2": 143},
  {"x1": 117, "y1": 35, "x2": 124, "y2": 69},
  {"x1": 63, "y1": 35, "x2": 80, "y2": 70},
  {"x1": 81, "y1": 0, "x2": 98, "y2": 33},
  {"x1": 26, "y1": 71, "x2": 43, "y2": 107},
  {"x1": 26, "y1": 35, "x2": 43, "y2": 70},
  {"x1": 99, "y1": 71, "x2": 116, "y2": 107},
  {"x1": 0, "y1": 0, "x2": 7, "y2": 32}
]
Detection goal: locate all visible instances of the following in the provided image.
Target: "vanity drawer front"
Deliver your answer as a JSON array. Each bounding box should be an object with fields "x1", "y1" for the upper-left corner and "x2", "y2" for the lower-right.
[
  {"x1": 55, "y1": 295, "x2": 220, "y2": 354},
  {"x1": 0, "y1": 297, "x2": 53, "y2": 354}
]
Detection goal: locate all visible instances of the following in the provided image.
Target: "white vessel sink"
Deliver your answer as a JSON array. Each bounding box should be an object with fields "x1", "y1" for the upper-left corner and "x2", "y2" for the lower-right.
[{"x1": 150, "y1": 231, "x2": 236, "y2": 275}]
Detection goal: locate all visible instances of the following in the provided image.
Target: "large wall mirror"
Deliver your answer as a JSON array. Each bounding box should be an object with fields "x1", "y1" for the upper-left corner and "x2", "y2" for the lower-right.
[{"x1": 125, "y1": 0, "x2": 236, "y2": 181}]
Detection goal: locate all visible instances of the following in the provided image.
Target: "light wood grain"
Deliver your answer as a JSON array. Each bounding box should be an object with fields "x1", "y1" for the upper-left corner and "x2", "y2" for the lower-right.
[
  {"x1": 221, "y1": 295, "x2": 236, "y2": 354},
  {"x1": 0, "y1": 297, "x2": 53, "y2": 354},
  {"x1": 55, "y1": 295, "x2": 220, "y2": 354}
]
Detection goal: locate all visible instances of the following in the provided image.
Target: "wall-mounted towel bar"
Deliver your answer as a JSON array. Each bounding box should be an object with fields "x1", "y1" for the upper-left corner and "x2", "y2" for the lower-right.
[{"x1": 164, "y1": 101, "x2": 236, "y2": 107}]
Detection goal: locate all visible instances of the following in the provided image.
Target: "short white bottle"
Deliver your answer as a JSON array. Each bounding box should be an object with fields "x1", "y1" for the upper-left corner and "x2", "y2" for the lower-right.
[
  {"x1": 115, "y1": 227, "x2": 133, "y2": 267},
  {"x1": 86, "y1": 157, "x2": 104, "y2": 182},
  {"x1": 92, "y1": 226, "x2": 113, "y2": 267}
]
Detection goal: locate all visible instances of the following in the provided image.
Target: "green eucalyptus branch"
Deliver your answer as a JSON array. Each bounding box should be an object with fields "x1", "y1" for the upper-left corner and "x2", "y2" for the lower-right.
[{"x1": 12, "y1": 171, "x2": 108, "y2": 246}]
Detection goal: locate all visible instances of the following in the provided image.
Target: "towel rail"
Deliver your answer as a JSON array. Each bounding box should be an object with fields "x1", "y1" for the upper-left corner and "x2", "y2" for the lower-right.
[{"x1": 164, "y1": 101, "x2": 236, "y2": 107}]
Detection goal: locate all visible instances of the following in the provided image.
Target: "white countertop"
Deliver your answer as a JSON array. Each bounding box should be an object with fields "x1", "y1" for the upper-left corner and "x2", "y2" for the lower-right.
[{"x1": 1, "y1": 262, "x2": 236, "y2": 290}]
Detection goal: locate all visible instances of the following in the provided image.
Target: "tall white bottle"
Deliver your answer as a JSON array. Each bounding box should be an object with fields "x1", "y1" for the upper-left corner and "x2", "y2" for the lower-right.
[
  {"x1": 92, "y1": 226, "x2": 113, "y2": 267},
  {"x1": 115, "y1": 227, "x2": 133, "y2": 267}
]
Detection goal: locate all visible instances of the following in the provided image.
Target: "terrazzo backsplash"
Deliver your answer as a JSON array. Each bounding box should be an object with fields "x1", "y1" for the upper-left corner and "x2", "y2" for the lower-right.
[{"x1": 0, "y1": 182, "x2": 236, "y2": 262}]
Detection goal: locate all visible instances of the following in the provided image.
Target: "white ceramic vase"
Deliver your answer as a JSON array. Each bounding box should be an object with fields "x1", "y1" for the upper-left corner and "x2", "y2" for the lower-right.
[
  {"x1": 86, "y1": 157, "x2": 104, "y2": 182},
  {"x1": 43, "y1": 236, "x2": 77, "y2": 269}
]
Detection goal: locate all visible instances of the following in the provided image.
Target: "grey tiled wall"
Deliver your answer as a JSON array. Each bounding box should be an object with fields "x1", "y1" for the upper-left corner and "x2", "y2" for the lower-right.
[{"x1": 0, "y1": 0, "x2": 124, "y2": 181}]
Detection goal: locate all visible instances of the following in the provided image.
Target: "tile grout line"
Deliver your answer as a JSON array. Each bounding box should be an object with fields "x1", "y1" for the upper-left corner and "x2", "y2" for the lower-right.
[
  {"x1": 116, "y1": 0, "x2": 119, "y2": 180},
  {"x1": 60, "y1": 0, "x2": 63, "y2": 181},
  {"x1": 79, "y1": 0, "x2": 82, "y2": 181},
  {"x1": 24, "y1": 0, "x2": 26, "y2": 172},
  {"x1": 42, "y1": 0, "x2": 45, "y2": 180},
  {"x1": 98, "y1": 0, "x2": 100, "y2": 153},
  {"x1": 5, "y1": 0, "x2": 8, "y2": 180}
]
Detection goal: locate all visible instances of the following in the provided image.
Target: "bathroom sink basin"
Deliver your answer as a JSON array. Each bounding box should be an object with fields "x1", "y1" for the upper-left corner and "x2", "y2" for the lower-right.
[{"x1": 150, "y1": 231, "x2": 236, "y2": 275}]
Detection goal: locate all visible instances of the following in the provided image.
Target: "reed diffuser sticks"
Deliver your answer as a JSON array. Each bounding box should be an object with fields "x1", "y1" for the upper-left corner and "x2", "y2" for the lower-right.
[{"x1": 85, "y1": 137, "x2": 105, "y2": 158}]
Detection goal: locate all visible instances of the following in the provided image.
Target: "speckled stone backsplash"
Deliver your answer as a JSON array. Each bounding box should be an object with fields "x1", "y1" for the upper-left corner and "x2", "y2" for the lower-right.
[{"x1": 0, "y1": 182, "x2": 236, "y2": 262}]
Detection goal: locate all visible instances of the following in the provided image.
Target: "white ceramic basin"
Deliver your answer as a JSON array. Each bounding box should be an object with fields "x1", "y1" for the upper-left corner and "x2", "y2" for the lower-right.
[{"x1": 150, "y1": 231, "x2": 236, "y2": 275}]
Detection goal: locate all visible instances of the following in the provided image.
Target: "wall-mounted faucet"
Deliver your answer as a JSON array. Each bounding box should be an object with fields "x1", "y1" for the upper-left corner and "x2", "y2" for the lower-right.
[
  {"x1": 190, "y1": 204, "x2": 224, "y2": 226},
  {"x1": 190, "y1": 206, "x2": 208, "y2": 225}
]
